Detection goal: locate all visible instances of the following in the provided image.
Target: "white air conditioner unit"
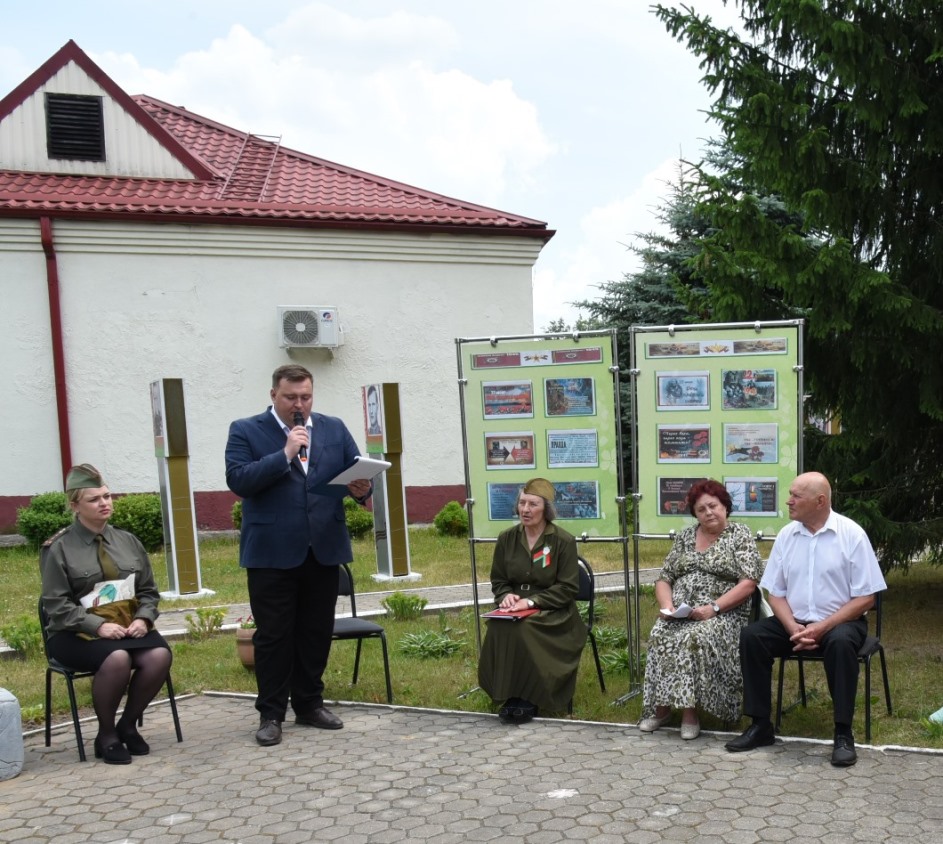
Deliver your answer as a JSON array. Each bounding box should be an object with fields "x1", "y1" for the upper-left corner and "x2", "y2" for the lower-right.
[{"x1": 277, "y1": 307, "x2": 344, "y2": 348}]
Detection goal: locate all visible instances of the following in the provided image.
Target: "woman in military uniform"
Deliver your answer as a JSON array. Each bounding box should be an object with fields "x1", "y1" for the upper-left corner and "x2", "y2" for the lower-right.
[
  {"x1": 478, "y1": 478, "x2": 587, "y2": 722},
  {"x1": 41, "y1": 464, "x2": 172, "y2": 764}
]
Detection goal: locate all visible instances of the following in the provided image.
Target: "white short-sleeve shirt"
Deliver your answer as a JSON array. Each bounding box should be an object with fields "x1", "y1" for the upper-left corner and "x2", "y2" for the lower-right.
[{"x1": 760, "y1": 510, "x2": 887, "y2": 622}]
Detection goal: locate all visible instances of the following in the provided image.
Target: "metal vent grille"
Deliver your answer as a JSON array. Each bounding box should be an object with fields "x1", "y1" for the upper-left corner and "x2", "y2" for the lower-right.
[{"x1": 45, "y1": 93, "x2": 105, "y2": 161}]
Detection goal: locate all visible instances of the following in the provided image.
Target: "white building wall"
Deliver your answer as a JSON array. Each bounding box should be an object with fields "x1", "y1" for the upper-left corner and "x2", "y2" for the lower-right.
[{"x1": 1, "y1": 218, "x2": 538, "y2": 498}]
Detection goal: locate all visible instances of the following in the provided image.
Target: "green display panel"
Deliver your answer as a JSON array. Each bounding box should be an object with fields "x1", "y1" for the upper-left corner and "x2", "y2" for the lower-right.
[
  {"x1": 460, "y1": 334, "x2": 622, "y2": 539},
  {"x1": 632, "y1": 322, "x2": 802, "y2": 537}
]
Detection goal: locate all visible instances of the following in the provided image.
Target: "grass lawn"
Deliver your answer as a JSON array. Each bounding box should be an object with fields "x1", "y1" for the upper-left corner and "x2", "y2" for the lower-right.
[{"x1": 2, "y1": 531, "x2": 942, "y2": 749}]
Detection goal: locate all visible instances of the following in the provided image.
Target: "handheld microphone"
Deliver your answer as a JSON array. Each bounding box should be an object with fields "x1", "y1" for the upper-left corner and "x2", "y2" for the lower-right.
[{"x1": 293, "y1": 411, "x2": 308, "y2": 461}]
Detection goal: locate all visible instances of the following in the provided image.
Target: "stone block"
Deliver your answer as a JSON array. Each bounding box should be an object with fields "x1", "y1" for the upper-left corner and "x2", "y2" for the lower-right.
[{"x1": 0, "y1": 687, "x2": 25, "y2": 779}]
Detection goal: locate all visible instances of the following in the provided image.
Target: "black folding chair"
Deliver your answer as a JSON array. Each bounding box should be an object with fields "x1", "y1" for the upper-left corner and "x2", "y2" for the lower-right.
[
  {"x1": 568, "y1": 557, "x2": 606, "y2": 713},
  {"x1": 774, "y1": 591, "x2": 891, "y2": 742},
  {"x1": 39, "y1": 599, "x2": 183, "y2": 761},
  {"x1": 333, "y1": 563, "x2": 393, "y2": 703}
]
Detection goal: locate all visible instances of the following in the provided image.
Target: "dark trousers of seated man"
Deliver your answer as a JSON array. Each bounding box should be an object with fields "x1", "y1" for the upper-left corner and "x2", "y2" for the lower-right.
[
  {"x1": 248, "y1": 550, "x2": 339, "y2": 721},
  {"x1": 740, "y1": 616, "x2": 868, "y2": 727}
]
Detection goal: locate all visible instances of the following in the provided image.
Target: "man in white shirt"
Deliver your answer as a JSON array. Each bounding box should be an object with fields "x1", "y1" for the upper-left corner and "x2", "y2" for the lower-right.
[{"x1": 725, "y1": 472, "x2": 887, "y2": 766}]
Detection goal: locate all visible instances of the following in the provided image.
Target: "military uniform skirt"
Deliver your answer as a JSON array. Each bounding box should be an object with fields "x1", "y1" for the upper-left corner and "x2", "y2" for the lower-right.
[{"x1": 46, "y1": 629, "x2": 171, "y2": 672}]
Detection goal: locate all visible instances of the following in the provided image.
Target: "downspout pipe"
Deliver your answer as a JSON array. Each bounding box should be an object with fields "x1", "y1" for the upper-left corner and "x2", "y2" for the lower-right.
[{"x1": 40, "y1": 216, "x2": 72, "y2": 481}]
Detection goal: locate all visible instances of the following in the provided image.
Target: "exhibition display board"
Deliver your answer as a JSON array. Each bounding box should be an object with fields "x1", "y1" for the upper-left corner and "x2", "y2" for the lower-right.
[{"x1": 631, "y1": 320, "x2": 804, "y2": 537}]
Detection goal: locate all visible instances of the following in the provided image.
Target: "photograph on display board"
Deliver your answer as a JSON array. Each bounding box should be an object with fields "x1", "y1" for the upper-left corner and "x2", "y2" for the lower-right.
[
  {"x1": 485, "y1": 433, "x2": 536, "y2": 469},
  {"x1": 657, "y1": 424, "x2": 711, "y2": 463},
  {"x1": 656, "y1": 372, "x2": 710, "y2": 411},
  {"x1": 554, "y1": 481, "x2": 600, "y2": 519},
  {"x1": 726, "y1": 478, "x2": 779, "y2": 516},
  {"x1": 657, "y1": 477, "x2": 702, "y2": 515},
  {"x1": 721, "y1": 369, "x2": 778, "y2": 410},
  {"x1": 544, "y1": 377, "x2": 596, "y2": 417},
  {"x1": 647, "y1": 341, "x2": 702, "y2": 358},
  {"x1": 723, "y1": 423, "x2": 778, "y2": 464},
  {"x1": 482, "y1": 380, "x2": 534, "y2": 419},
  {"x1": 547, "y1": 429, "x2": 599, "y2": 468},
  {"x1": 487, "y1": 482, "x2": 526, "y2": 521},
  {"x1": 732, "y1": 338, "x2": 788, "y2": 355}
]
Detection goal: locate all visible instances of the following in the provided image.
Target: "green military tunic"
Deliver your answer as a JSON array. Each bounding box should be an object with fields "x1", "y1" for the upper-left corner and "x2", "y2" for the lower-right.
[
  {"x1": 478, "y1": 522, "x2": 588, "y2": 711},
  {"x1": 41, "y1": 519, "x2": 161, "y2": 638}
]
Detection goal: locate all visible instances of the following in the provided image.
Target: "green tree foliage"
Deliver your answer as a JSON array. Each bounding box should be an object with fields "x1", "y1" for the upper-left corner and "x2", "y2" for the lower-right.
[{"x1": 652, "y1": 0, "x2": 943, "y2": 567}]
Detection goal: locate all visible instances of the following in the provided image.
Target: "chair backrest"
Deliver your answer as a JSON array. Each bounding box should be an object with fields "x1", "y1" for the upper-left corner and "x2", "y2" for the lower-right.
[
  {"x1": 37, "y1": 598, "x2": 53, "y2": 656},
  {"x1": 338, "y1": 562, "x2": 357, "y2": 616},
  {"x1": 576, "y1": 556, "x2": 595, "y2": 630}
]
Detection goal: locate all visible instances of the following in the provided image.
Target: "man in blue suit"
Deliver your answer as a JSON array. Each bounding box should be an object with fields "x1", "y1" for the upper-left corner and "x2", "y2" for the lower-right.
[{"x1": 226, "y1": 364, "x2": 371, "y2": 746}]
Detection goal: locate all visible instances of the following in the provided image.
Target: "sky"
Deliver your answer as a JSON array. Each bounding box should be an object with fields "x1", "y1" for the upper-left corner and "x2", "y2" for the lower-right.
[{"x1": 0, "y1": 0, "x2": 743, "y2": 331}]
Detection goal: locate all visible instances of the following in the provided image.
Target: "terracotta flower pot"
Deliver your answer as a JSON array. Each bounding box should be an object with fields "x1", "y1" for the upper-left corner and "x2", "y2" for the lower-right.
[{"x1": 236, "y1": 627, "x2": 255, "y2": 670}]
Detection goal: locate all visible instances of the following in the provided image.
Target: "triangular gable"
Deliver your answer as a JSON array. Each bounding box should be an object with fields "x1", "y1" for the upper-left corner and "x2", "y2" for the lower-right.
[{"x1": 0, "y1": 40, "x2": 214, "y2": 180}]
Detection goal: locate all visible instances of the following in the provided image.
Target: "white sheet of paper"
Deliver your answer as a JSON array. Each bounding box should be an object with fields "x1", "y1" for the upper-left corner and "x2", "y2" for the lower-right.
[
  {"x1": 327, "y1": 455, "x2": 391, "y2": 485},
  {"x1": 660, "y1": 603, "x2": 693, "y2": 619}
]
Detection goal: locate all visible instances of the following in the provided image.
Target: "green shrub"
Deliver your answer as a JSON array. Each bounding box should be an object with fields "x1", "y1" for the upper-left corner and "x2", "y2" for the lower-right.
[
  {"x1": 231, "y1": 499, "x2": 242, "y2": 530},
  {"x1": 16, "y1": 492, "x2": 72, "y2": 549},
  {"x1": 0, "y1": 615, "x2": 43, "y2": 658},
  {"x1": 433, "y1": 501, "x2": 468, "y2": 537},
  {"x1": 111, "y1": 493, "x2": 164, "y2": 551},
  {"x1": 381, "y1": 591, "x2": 428, "y2": 620},
  {"x1": 344, "y1": 497, "x2": 373, "y2": 538},
  {"x1": 397, "y1": 630, "x2": 464, "y2": 658}
]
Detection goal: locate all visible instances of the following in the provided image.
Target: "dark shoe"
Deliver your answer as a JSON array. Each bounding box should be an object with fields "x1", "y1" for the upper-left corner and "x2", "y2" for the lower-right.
[
  {"x1": 510, "y1": 700, "x2": 537, "y2": 723},
  {"x1": 116, "y1": 724, "x2": 150, "y2": 756},
  {"x1": 831, "y1": 734, "x2": 857, "y2": 767},
  {"x1": 295, "y1": 706, "x2": 343, "y2": 730},
  {"x1": 94, "y1": 736, "x2": 132, "y2": 765},
  {"x1": 725, "y1": 722, "x2": 776, "y2": 752},
  {"x1": 255, "y1": 717, "x2": 282, "y2": 746}
]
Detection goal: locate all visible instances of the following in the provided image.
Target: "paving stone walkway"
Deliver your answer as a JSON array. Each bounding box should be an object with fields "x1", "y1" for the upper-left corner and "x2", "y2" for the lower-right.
[{"x1": 7, "y1": 694, "x2": 942, "y2": 843}]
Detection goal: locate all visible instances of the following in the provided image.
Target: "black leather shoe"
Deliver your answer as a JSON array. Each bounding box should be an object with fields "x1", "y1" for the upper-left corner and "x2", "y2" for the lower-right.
[
  {"x1": 116, "y1": 725, "x2": 150, "y2": 756},
  {"x1": 295, "y1": 706, "x2": 343, "y2": 730},
  {"x1": 725, "y1": 722, "x2": 776, "y2": 752},
  {"x1": 831, "y1": 734, "x2": 857, "y2": 767},
  {"x1": 94, "y1": 736, "x2": 132, "y2": 764},
  {"x1": 511, "y1": 700, "x2": 537, "y2": 723},
  {"x1": 255, "y1": 717, "x2": 282, "y2": 746}
]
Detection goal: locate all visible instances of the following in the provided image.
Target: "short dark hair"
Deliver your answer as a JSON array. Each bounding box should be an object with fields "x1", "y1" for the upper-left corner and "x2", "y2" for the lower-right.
[
  {"x1": 272, "y1": 364, "x2": 313, "y2": 389},
  {"x1": 685, "y1": 478, "x2": 732, "y2": 516}
]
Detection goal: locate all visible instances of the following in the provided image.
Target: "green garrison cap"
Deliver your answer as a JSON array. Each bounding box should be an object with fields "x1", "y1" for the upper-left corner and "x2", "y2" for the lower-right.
[
  {"x1": 522, "y1": 478, "x2": 555, "y2": 502},
  {"x1": 65, "y1": 463, "x2": 104, "y2": 491}
]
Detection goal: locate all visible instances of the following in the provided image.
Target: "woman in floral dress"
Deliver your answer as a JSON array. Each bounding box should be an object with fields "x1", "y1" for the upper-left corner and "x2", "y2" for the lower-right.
[{"x1": 639, "y1": 478, "x2": 763, "y2": 739}]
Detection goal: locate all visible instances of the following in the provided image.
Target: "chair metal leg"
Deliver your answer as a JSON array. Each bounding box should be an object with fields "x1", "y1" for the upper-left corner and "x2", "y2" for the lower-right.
[
  {"x1": 864, "y1": 656, "x2": 872, "y2": 743},
  {"x1": 797, "y1": 659, "x2": 807, "y2": 707},
  {"x1": 588, "y1": 632, "x2": 605, "y2": 692},
  {"x1": 379, "y1": 634, "x2": 393, "y2": 703},
  {"x1": 64, "y1": 676, "x2": 87, "y2": 762},
  {"x1": 879, "y1": 647, "x2": 892, "y2": 715},
  {"x1": 352, "y1": 640, "x2": 363, "y2": 685},
  {"x1": 775, "y1": 658, "x2": 786, "y2": 731},
  {"x1": 44, "y1": 669, "x2": 53, "y2": 748},
  {"x1": 165, "y1": 674, "x2": 183, "y2": 742}
]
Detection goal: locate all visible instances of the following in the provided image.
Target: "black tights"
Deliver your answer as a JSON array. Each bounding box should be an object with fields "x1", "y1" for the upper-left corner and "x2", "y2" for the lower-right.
[{"x1": 92, "y1": 647, "x2": 172, "y2": 744}]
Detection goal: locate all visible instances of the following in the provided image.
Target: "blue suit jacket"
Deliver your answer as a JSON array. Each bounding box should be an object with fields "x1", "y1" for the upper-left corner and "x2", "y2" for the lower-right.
[{"x1": 225, "y1": 409, "x2": 363, "y2": 568}]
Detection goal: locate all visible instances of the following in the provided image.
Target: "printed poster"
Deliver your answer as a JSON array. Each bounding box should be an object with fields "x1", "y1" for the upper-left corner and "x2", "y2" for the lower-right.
[
  {"x1": 482, "y1": 381, "x2": 533, "y2": 419},
  {"x1": 721, "y1": 369, "x2": 777, "y2": 410},
  {"x1": 723, "y1": 423, "x2": 778, "y2": 464},
  {"x1": 656, "y1": 372, "x2": 709, "y2": 411},
  {"x1": 726, "y1": 478, "x2": 779, "y2": 517},
  {"x1": 485, "y1": 433, "x2": 536, "y2": 469},
  {"x1": 657, "y1": 425, "x2": 711, "y2": 463},
  {"x1": 547, "y1": 429, "x2": 598, "y2": 468},
  {"x1": 544, "y1": 377, "x2": 596, "y2": 417}
]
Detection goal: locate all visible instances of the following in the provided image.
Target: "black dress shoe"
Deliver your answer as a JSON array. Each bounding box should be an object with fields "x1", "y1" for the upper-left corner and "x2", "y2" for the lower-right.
[
  {"x1": 256, "y1": 717, "x2": 282, "y2": 746},
  {"x1": 831, "y1": 734, "x2": 857, "y2": 767},
  {"x1": 511, "y1": 700, "x2": 537, "y2": 723},
  {"x1": 94, "y1": 736, "x2": 132, "y2": 765},
  {"x1": 116, "y1": 725, "x2": 150, "y2": 756},
  {"x1": 725, "y1": 722, "x2": 776, "y2": 752},
  {"x1": 295, "y1": 706, "x2": 343, "y2": 730}
]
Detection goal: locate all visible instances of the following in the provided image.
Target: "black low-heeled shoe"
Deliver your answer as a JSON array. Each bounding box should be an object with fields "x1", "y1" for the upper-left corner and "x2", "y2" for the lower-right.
[
  {"x1": 94, "y1": 736, "x2": 132, "y2": 765},
  {"x1": 116, "y1": 726, "x2": 150, "y2": 756}
]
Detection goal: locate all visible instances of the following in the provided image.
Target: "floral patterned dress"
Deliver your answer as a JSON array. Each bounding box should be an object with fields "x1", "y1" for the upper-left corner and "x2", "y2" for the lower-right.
[{"x1": 642, "y1": 521, "x2": 763, "y2": 722}]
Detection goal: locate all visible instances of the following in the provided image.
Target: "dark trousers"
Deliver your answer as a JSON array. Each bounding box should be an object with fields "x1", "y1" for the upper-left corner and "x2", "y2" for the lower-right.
[
  {"x1": 740, "y1": 615, "x2": 868, "y2": 727},
  {"x1": 247, "y1": 551, "x2": 339, "y2": 721}
]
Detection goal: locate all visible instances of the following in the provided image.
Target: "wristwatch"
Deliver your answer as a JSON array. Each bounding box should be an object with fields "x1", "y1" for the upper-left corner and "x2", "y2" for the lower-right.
[
  {"x1": 710, "y1": 602, "x2": 721, "y2": 614},
  {"x1": 526, "y1": 599, "x2": 535, "y2": 608}
]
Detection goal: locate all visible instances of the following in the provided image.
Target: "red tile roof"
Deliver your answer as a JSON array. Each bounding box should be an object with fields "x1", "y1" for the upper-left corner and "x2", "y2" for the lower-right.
[{"x1": 0, "y1": 42, "x2": 551, "y2": 239}]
